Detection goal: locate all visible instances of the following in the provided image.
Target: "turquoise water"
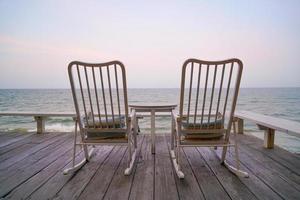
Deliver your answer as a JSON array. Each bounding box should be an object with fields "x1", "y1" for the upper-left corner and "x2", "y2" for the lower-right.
[{"x1": 0, "y1": 88, "x2": 299, "y2": 153}]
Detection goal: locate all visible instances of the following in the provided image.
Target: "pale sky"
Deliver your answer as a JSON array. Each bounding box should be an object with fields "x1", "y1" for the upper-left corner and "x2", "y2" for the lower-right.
[{"x1": 0, "y1": 0, "x2": 299, "y2": 88}]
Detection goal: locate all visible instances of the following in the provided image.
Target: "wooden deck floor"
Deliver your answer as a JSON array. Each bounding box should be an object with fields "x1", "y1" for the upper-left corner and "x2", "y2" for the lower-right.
[{"x1": 0, "y1": 132, "x2": 300, "y2": 200}]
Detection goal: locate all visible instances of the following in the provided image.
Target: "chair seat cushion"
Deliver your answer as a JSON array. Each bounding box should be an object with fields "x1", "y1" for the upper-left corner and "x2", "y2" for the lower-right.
[
  {"x1": 182, "y1": 118, "x2": 223, "y2": 129},
  {"x1": 86, "y1": 129, "x2": 127, "y2": 139},
  {"x1": 183, "y1": 132, "x2": 224, "y2": 139},
  {"x1": 182, "y1": 118, "x2": 224, "y2": 139},
  {"x1": 84, "y1": 115, "x2": 126, "y2": 139},
  {"x1": 85, "y1": 115, "x2": 125, "y2": 128}
]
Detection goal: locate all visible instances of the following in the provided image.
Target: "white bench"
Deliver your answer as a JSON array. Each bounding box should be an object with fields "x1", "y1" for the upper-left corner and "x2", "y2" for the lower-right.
[
  {"x1": 0, "y1": 112, "x2": 173, "y2": 134},
  {"x1": 0, "y1": 112, "x2": 76, "y2": 134},
  {"x1": 234, "y1": 110, "x2": 300, "y2": 148}
]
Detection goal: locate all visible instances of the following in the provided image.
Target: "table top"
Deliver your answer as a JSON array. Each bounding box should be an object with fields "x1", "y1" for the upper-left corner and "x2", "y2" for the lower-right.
[{"x1": 129, "y1": 104, "x2": 177, "y2": 110}]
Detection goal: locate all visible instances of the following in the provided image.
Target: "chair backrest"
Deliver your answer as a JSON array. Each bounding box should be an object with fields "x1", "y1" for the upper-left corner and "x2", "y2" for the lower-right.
[
  {"x1": 179, "y1": 59, "x2": 243, "y2": 135},
  {"x1": 68, "y1": 61, "x2": 129, "y2": 131}
]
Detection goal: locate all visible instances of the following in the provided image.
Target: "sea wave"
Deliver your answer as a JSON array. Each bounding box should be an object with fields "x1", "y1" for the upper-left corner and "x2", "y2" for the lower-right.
[
  {"x1": 47, "y1": 117, "x2": 74, "y2": 124},
  {"x1": 1, "y1": 127, "x2": 30, "y2": 133}
]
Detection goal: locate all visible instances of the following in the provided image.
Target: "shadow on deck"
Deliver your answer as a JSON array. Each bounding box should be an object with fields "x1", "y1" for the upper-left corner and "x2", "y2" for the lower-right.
[{"x1": 0, "y1": 131, "x2": 299, "y2": 200}]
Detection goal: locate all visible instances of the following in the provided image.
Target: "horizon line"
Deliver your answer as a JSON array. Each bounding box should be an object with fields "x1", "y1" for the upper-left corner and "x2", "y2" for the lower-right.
[{"x1": 0, "y1": 87, "x2": 300, "y2": 90}]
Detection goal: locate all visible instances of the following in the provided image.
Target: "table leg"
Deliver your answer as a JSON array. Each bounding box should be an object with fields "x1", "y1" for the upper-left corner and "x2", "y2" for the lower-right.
[
  {"x1": 151, "y1": 109, "x2": 155, "y2": 154},
  {"x1": 134, "y1": 115, "x2": 138, "y2": 148},
  {"x1": 171, "y1": 115, "x2": 174, "y2": 150}
]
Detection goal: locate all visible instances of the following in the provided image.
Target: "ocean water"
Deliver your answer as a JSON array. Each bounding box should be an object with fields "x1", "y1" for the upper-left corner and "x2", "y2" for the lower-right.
[{"x1": 0, "y1": 88, "x2": 299, "y2": 153}]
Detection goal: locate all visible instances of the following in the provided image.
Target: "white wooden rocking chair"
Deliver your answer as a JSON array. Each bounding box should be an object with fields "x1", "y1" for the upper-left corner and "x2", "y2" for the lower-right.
[
  {"x1": 171, "y1": 58, "x2": 249, "y2": 179},
  {"x1": 64, "y1": 61, "x2": 137, "y2": 175}
]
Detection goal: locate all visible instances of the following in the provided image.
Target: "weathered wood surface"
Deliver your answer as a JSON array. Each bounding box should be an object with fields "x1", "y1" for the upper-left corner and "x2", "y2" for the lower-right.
[
  {"x1": 235, "y1": 110, "x2": 300, "y2": 137},
  {"x1": 0, "y1": 132, "x2": 299, "y2": 200},
  {"x1": 0, "y1": 112, "x2": 76, "y2": 117},
  {"x1": 129, "y1": 135, "x2": 154, "y2": 200}
]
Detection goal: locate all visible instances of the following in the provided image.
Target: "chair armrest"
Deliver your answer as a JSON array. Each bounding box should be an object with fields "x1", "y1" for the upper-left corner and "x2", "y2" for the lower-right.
[
  {"x1": 129, "y1": 109, "x2": 136, "y2": 120},
  {"x1": 127, "y1": 109, "x2": 137, "y2": 129},
  {"x1": 172, "y1": 110, "x2": 184, "y2": 137},
  {"x1": 128, "y1": 109, "x2": 137, "y2": 124},
  {"x1": 171, "y1": 110, "x2": 181, "y2": 122},
  {"x1": 76, "y1": 115, "x2": 86, "y2": 128}
]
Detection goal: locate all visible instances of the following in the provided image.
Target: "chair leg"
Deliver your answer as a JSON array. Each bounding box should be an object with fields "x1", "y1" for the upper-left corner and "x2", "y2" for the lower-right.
[
  {"x1": 128, "y1": 136, "x2": 132, "y2": 165},
  {"x1": 63, "y1": 149, "x2": 93, "y2": 175},
  {"x1": 219, "y1": 126, "x2": 248, "y2": 178},
  {"x1": 134, "y1": 121, "x2": 138, "y2": 148},
  {"x1": 233, "y1": 127, "x2": 240, "y2": 170},
  {"x1": 63, "y1": 144, "x2": 94, "y2": 175},
  {"x1": 171, "y1": 118, "x2": 175, "y2": 151},
  {"x1": 124, "y1": 133, "x2": 137, "y2": 175},
  {"x1": 72, "y1": 120, "x2": 78, "y2": 167},
  {"x1": 63, "y1": 121, "x2": 94, "y2": 175},
  {"x1": 223, "y1": 148, "x2": 249, "y2": 178},
  {"x1": 218, "y1": 146, "x2": 248, "y2": 177},
  {"x1": 221, "y1": 146, "x2": 227, "y2": 163},
  {"x1": 170, "y1": 137, "x2": 184, "y2": 179},
  {"x1": 132, "y1": 114, "x2": 138, "y2": 148}
]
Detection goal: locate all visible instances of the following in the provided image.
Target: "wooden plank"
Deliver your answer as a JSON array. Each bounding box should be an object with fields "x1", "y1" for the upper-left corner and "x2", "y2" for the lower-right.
[
  {"x1": 215, "y1": 147, "x2": 283, "y2": 200},
  {"x1": 0, "y1": 133, "x2": 68, "y2": 170},
  {"x1": 0, "y1": 132, "x2": 20, "y2": 136},
  {"x1": 0, "y1": 112, "x2": 76, "y2": 117},
  {"x1": 0, "y1": 133, "x2": 71, "y2": 183},
  {"x1": 0, "y1": 136, "x2": 73, "y2": 197},
  {"x1": 183, "y1": 147, "x2": 231, "y2": 200},
  {"x1": 103, "y1": 135, "x2": 145, "y2": 200},
  {"x1": 235, "y1": 110, "x2": 300, "y2": 137},
  {"x1": 76, "y1": 146, "x2": 127, "y2": 200},
  {"x1": 236, "y1": 138, "x2": 300, "y2": 191},
  {"x1": 238, "y1": 133, "x2": 300, "y2": 175},
  {"x1": 3, "y1": 146, "x2": 81, "y2": 199},
  {"x1": 0, "y1": 132, "x2": 62, "y2": 155},
  {"x1": 198, "y1": 147, "x2": 257, "y2": 199},
  {"x1": 154, "y1": 135, "x2": 179, "y2": 200},
  {"x1": 0, "y1": 132, "x2": 298, "y2": 200},
  {"x1": 165, "y1": 135, "x2": 205, "y2": 200},
  {"x1": 28, "y1": 146, "x2": 113, "y2": 200},
  {"x1": 0, "y1": 132, "x2": 29, "y2": 139},
  {"x1": 0, "y1": 133, "x2": 67, "y2": 162},
  {"x1": 236, "y1": 135, "x2": 300, "y2": 189},
  {"x1": 129, "y1": 135, "x2": 154, "y2": 200},
  {"x1": 0, "y1": 132, "x2": 60, "y2": 155},
  {"x1": 0, "y1": 132, "x2": 34, "y2": 148},
  {"x1": 229, "y1": 140, "x2": 300, "y2": 199},
  {"x1": 58, "y1": 146, "x2": 124, "y2": 200},
  {"x1": 0, "y1": 143, "x2": 37, "y2": 163}
]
